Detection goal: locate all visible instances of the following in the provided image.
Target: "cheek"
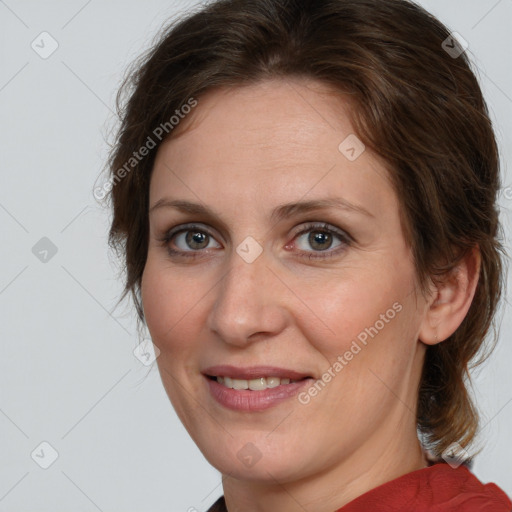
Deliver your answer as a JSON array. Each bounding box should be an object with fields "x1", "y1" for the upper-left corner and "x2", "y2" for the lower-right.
[
  {"x1": 141, "y1": 242, "x2": 418, "y2": 361},
  {"x1": 141, "y1": 259, "x2": 206, "y2": 419},
  {"x1": 140, "y1": 258, "x2": 204, "y2": 351},
  {"x1": 295, "y1": 274, "x2": 420, "y2": 428},
  {"x1": 296, "y1": 264, "x2": 412, "y2": 359}
]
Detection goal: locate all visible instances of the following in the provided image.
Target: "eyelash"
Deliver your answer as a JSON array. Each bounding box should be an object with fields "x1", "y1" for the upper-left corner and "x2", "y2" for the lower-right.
[{"x1": 157, "y1": 222, "x2": 352, "y2": 260}]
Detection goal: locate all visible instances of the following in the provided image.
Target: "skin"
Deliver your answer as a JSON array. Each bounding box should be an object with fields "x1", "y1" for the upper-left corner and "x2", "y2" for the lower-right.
[{"x1": 141, "y1": 78, "x2": 480, "y2": 512}]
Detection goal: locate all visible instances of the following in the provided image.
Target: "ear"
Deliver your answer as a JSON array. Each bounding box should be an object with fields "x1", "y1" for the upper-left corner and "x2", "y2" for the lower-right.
[{"x1": 418, "y1": 246, "x2": 481, "y2": 345}]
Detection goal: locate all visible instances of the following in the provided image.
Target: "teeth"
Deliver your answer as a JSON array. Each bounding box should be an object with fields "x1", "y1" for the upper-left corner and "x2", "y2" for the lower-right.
[
  {"x1": 215, "y1": 376, "x2": 300, "y2": 390},
  {"x1": 266, "y1": 377, "x2": 280, "y2": 388},
  {"x1": 249, "y1": 377, "x2": 267, "y2": 391},
  {"x1": 232, "y1": 379, "x2": 249, "y2": 390}
]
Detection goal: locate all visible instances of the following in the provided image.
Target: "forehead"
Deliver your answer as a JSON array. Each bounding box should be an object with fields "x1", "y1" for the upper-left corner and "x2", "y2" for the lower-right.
[
  {"x1": 163, "y1": 78, "x2": 357, "y2": 162},
  {"x1": 150, "y1": 78, "x2": 396, "y2": 221}
]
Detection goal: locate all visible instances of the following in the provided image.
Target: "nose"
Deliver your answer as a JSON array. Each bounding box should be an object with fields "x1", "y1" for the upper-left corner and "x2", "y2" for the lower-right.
[{"x1": 206, "y1": 247, "x2": 289, "y2": 347}]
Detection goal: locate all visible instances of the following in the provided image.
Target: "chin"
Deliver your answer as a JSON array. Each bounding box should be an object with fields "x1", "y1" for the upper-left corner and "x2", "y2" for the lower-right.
[{"x1": 198, "y1": 436, "x2": 314, "y2": 483}]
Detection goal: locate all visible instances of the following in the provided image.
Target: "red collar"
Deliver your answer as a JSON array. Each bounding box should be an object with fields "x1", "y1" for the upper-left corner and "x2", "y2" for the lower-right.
[{"x1": 337, "y1": 463, "x2": 511, "y2": 511}]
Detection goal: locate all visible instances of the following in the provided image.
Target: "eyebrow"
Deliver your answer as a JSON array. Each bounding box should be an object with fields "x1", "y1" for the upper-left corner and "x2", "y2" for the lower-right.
[{"x1": 149, "y1": 197, "x2": 374, "y2": 222}]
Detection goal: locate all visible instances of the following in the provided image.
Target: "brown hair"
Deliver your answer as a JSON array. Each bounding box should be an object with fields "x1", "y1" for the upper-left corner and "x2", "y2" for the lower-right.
[{"x1": 102, "y1": 0, "x2": 506, "y2": 458}]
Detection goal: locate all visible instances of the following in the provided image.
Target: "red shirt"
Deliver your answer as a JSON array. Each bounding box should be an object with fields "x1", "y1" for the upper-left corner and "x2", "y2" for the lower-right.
[
  {"x1": 337, "y1": 463, "x2": 511, "y2": 511},
  {"x1": 207, "y1": 463, "x2": 512, "y2": 511}
]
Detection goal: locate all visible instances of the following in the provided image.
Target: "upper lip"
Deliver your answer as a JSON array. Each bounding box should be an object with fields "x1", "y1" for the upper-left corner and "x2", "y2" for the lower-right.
[{"x1": 202, "y1": 365, "x2": 312, "y2": 380}]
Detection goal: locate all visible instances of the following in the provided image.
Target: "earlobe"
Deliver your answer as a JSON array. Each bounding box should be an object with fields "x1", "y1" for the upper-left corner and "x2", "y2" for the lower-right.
[{"x1": 418, "y1": 246, "x2": 481, "y2": 346}]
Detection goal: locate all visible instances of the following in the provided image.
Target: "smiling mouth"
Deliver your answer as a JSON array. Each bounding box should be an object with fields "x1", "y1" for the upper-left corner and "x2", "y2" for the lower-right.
[{"x1": 206, "y1": 375, "x2": 310, "y2": 390}]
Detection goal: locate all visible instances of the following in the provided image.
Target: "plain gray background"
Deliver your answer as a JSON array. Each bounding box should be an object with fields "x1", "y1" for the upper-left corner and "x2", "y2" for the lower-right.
[{"x1": 0, "y1": 1, "x2": 511, "y2": 511}]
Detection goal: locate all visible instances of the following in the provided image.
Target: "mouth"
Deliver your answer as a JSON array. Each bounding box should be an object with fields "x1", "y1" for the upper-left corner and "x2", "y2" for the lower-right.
[
  {"x1": 206, "y1": 374, "x2": 309, "y2": 390},
  {"x1": 202, "y1": 365, "x2": 314, "y2": 411},
  {"x1": 202, "y1": 365, "x2": 313, "y2": 390}
]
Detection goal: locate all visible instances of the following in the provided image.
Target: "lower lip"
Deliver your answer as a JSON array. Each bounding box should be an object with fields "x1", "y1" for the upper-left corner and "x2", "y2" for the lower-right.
[{"x1": 205, "y1": 376, "x2": 313, "y2": 412}]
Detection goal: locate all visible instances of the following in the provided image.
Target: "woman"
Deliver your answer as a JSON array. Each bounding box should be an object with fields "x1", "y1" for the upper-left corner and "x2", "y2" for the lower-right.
[{"x1": 104, "y1": 0, "x2": 511, "y2": 510}]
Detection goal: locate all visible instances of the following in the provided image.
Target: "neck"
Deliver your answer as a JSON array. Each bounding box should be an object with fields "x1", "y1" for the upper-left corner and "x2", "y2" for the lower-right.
[{"x1": 222, "y1": 416, "x2": 428, "y2": 512}]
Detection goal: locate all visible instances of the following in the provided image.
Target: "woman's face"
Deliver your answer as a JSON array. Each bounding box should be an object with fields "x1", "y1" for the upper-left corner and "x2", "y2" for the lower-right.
[{"x1": 142, "y1": 79, "x2": 430, "y2": 482}]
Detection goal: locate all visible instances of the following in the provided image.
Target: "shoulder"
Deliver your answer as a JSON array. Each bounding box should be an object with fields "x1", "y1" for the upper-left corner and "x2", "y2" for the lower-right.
[
  {"x1": 410, "y1": 463, "x2": 512, "y2": 512},
  {"x1": 338, "y1": 462, "x2": 511, "y2": 511}
]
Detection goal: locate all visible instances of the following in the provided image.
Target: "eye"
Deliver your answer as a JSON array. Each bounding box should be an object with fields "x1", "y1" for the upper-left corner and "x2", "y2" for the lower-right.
[
  {"x1": 291, "y1": 222, "x2": 351, "y2": 259},
  {"x1": 158, "y1": 221, "x2": 352, "y2": 260},
  {"x1": 159, "y1": 223, "x2": 221, "y2": 257}
]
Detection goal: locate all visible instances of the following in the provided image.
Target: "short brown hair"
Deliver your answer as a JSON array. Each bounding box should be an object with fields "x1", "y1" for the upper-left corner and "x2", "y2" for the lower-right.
[{"x1": 103, "y1": 0, "x2": 505, "y2": 458}]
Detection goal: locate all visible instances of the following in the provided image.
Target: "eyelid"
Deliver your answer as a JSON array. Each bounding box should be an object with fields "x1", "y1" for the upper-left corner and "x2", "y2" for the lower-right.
[
  {"x1": 163, "y1": 222, "x2": 219, "y2": 240},
  {"x1": 290, "y1": 221, "x2": 352, "y2": 242},
  {"x1": 160, "y1": 220, "x2": 351, "y2": 241}
]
